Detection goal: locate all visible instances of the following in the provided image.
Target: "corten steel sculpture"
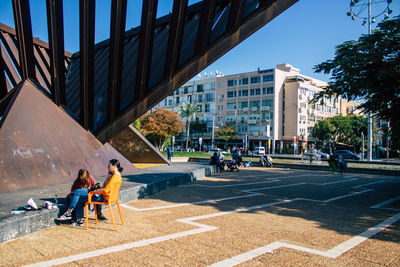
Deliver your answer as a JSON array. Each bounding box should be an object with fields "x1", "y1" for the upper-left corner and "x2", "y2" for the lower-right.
[{"x1": 0, "y1": 0, "x2": 297, "y2": 192}]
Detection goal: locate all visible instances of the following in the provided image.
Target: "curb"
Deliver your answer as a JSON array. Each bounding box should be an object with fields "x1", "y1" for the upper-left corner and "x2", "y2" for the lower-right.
[{"x1": 0, "y1": 165, "x2": 217, "y2": 244}]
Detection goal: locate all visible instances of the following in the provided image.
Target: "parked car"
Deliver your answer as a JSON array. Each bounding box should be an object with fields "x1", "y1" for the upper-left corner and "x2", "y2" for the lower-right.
[
  {"x1": 302, "y1": 151, "x2": 321, "y2": 160},
  {"x1": 316, "y1": 150, "x2": 329, "y2": 159},
  {"x1": 208, "y1": 148, "x2": 227, "y2": 154},
  {"x1": 332, "y1": 150, "x2": 360, "y2": 160},
  {"x1": 251, "y1": 146, "x2": 266, "y2": 155}
]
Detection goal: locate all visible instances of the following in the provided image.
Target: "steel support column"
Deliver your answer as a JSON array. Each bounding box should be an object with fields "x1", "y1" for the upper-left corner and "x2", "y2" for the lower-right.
[
  {"x1": 164, "y1": 0, "x2": 187, "y2": 80},
  {"x1": 134, "y1": 0, "x2": 158, "y2": 103},
  {"x1": 79, "y1": 0, "x2": 95, "y2": 130},
  {"x1": 0, "y1": 49, "x2": 7, "y2": 99},
  {"x1": 46, "y1": 0, "x2": 66, "y2": 106},
  {"x1": 194, "y1": 0, "x2": 216, "y2": 56},
  {"x1": 227, "y1": 0, "x2": 246, "y2": 33},
  {"x1": 11, "y1": 0, "x2": 35, "y2": 81},
  {"x1": 107, "y1": 0, "x2": 127, "y2": 122}
]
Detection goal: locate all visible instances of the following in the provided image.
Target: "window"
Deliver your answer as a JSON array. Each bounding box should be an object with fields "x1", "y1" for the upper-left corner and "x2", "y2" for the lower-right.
[
  {"x1": 197, "y1": 105, "x2": 202, "y2": 112},
  {"x1": 204, "y1": 83, "x2": 215, "y2": 91},
  {"x1": 227, "y1": 102, "x2": 237, "y2": 110},
  {"x1": 262, "y1": 112, "x2": 273, "y2": 120},
  {"x1": 197, "y1": 94, "x2": 202, "y2": 103},
  {"x1": 263, "y1": 87, "x2": 274, "y2": 94},
  {"x1": 240, "y1": 101, "x2": 248, "y2": 108},
  {"x1": 168, "y1": 99, "x2": 172, "y2": 106},
  {"x1": 164, "y1": 99, "x2": 167, "y2": 106},
  {"x1": 227, "y1": 79, "x2": 237, "y2": 87},
  {"x1": 262, "y1": 99, "x2": 273, "y2": 107},
  {"x1": 205, "y1": 104, "x2": 210, "y2": 112},
  {"x1": 227, "y1": 91, "x2": 237, "y2": 98},
  {"x1": 250, "y1": 76, "x2": 260, "y2": 84},
  {"x1": 249, "y1": 125, "x2": 260, "y2": 132},
  {"x1": 239, "y1": 77, "x2": 248, "y2": 85},
  {"x1": 250, "y1": 88, "x2": 260, "y2": 95},
  {"x1": 238, "y1": 90, "x2": 248, "y2": 97},
  {"x1": 238, "y1": 124, "x2": 248, "y2": 133},
  {"x1": 197, "y1": 84, "x2": 203, "y2": 92},
  {"x1": 205, "y1": 92, "x2": 215, "y2": 102},
  {"x1": 227, "y1": 115, "x2": 236, "y2": 122},
  {"x1": 175, "y1": 97, "x2": 180, "y2": 104},
  {"x1": 263, "y1": 74, "x2": 274, "y2": 82},
  {"x1": 249, "y1": 113, "x2": 260, "y2": 120},
  {"x1": 250, "y1": 100, "x2": 260, "y2": 108}
]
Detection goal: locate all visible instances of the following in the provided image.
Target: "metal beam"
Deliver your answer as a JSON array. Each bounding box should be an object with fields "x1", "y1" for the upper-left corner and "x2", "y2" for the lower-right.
[
  {"x1": 107, "y1": 0, "x2": 127, "y2": 122},
  {"x1": 226, "y1": 0, "x2": 246, "y2": 33},
  {"x1": 0, "y1": 48, "x2": 7, "y2": 99},
  {"x1": 97, "y1": 0, "x2": 299, "y2": 142},
  {"x1": 134, "y1": 0, "x2": 158, "y2": 104},
  {"x1": 194, "y1": 0, "x2": 216, "y2": 57},
  {"x1": 164, "y1": 0, "x2": 187, "y2": 80},
  {"x1": 11, "y1": 0, "x2": 35, "y2": 81},
  {"x1": 79, "y1": 0, "x2": 95, "y2": 130},
  {"x1": 46, "y1": 0, "x2": 66, "y2": 106}
]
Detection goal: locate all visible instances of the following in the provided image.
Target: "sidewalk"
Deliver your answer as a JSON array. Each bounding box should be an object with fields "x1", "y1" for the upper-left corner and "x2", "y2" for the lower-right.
[{"x1": 0, "y1": 162, "x2": 216, "y2": 243}]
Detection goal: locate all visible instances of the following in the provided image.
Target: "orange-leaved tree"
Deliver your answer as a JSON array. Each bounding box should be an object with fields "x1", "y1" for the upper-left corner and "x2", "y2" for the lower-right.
[{"x1": 140, "y1": 108, "x2": 184, "y2": 150}]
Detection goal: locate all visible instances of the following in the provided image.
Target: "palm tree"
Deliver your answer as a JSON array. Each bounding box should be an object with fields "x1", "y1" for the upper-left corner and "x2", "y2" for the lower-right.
[{"x1": 178, "y1": 102, "x2": 201, "y2": 150}]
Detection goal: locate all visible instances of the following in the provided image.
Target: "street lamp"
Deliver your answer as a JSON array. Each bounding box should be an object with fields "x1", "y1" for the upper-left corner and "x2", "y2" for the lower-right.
[{"x1": 346, "y1": 0, "x2": 393, "y2": 161}]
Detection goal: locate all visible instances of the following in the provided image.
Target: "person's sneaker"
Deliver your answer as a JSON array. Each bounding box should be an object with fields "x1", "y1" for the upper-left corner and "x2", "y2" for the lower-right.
[
  {"x1": 56, "y1": 212, "x2": 72, "y2": 220},
  {"x1": 97, "y1": 213, "x2": 107, "y2": 221},
  {"x1": 72, "y1": 219, "x2": 84, "y2": 226}
]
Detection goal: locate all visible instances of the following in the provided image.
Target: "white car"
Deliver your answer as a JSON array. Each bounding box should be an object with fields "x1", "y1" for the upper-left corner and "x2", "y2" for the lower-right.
[
  {"x1": 208, "y1": 148, "x2": 227, "y2": 154},
  {"x1": 252, "y1": 147, "x2": 265, "y2": 155},
  {"x1": 302, "y1": 151, "x2": 321, "y2": 160}
]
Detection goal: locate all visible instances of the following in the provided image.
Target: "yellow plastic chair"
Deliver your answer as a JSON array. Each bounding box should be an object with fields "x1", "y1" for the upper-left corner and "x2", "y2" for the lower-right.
[{"x1": 85, "y1": 181, "x2": 123, "y2": 231}]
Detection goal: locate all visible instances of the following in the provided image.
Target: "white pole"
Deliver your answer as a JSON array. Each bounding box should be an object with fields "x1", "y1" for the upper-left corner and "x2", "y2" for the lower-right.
[{"x1": 211, "y1": 115, "x2": 215, "y2": 149}]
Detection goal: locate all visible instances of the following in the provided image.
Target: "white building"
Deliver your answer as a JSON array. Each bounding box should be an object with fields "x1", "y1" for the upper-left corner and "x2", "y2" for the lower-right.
[{"x1": 155, "y1": 63, "x2": 357, "y2": 153}]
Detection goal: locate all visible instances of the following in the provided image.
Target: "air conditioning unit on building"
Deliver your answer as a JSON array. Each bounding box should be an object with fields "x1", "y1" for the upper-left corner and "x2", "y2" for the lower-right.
[
  {"x1": 243, "y1": 108, "x2": 248, "y2": 112},
  {"x1": 252, "y1": 107, "x2": 258, "y2": 111},
  {"x1": 253, "y1": 132, "x2": 259, "y2": 136}
]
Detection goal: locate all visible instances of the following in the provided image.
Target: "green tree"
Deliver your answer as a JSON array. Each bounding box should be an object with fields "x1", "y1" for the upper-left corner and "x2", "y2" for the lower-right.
[
  {"x1": 131, "y1": 119, "x2": 141, "y2": 131},
  {"x1": 215, "y1": 125, "x2": 237, "y2": 142},
  {"x1": 314, "y1": 17, "x2": 400, "y2": 149},
  {"x1": 178, "y1": 103, "x2": 201, "y2": 149},
  {"x1": 312, "y1": 119, "x2": 335, "y2": 142},
  {"x1": 312, "y1": 115, "x2": 367, "y2": 152},
  {"x1": 140, "y1": 108, "x2": 184, "y2": 150}
]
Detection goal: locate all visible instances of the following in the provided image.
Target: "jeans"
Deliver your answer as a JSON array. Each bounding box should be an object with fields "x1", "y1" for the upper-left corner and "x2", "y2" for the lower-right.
[
  {"x1": 74, "y1": 193, "x2": 104, "y2": 219},
  {"x1": 68, "y1": 189, "x2": 89, "y2": 211}
]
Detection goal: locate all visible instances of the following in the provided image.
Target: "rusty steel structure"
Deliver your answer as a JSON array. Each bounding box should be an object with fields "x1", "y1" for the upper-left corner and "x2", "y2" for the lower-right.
[{"x1": 0, "y1": 0, "x2": 297, "y2": 192}]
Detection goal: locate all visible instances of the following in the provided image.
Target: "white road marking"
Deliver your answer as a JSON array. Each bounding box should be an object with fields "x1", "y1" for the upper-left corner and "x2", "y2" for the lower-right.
[
  {"x1": 25, "y1": 189, "x2": 378, "y2": 267},
  {"x1": 371, "y1": 195, "x2": 400, "y2": 209},
  {"x1": 209, "y1": 212, "x2": 400, "y2": 267}
]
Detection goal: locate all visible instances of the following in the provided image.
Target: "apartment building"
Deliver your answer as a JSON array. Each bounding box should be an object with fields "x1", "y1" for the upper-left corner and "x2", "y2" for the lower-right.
[{"x1": 154, "y1": 63, "x2": 358, "y2": 153}]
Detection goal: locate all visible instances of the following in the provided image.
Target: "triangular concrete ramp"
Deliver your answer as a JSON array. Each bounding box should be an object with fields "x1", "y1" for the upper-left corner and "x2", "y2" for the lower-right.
[
  {"x1": 0, "y1": 80, "x2": 136, "y2": 193},
  {"x1": 109, "y1": 125, "x2": 169, "y2": 164}
]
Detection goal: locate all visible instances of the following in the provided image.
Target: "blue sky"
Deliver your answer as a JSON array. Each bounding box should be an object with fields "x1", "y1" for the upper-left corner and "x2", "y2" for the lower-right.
[{"x1": 1, "y1": 0, "x2": 399, "y2": 82}]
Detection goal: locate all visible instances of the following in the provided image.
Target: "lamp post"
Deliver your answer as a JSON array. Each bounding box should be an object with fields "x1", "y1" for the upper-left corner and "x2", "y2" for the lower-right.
[{"x1": 347, "y1": 0, "x2": 393, "y2": 161}]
